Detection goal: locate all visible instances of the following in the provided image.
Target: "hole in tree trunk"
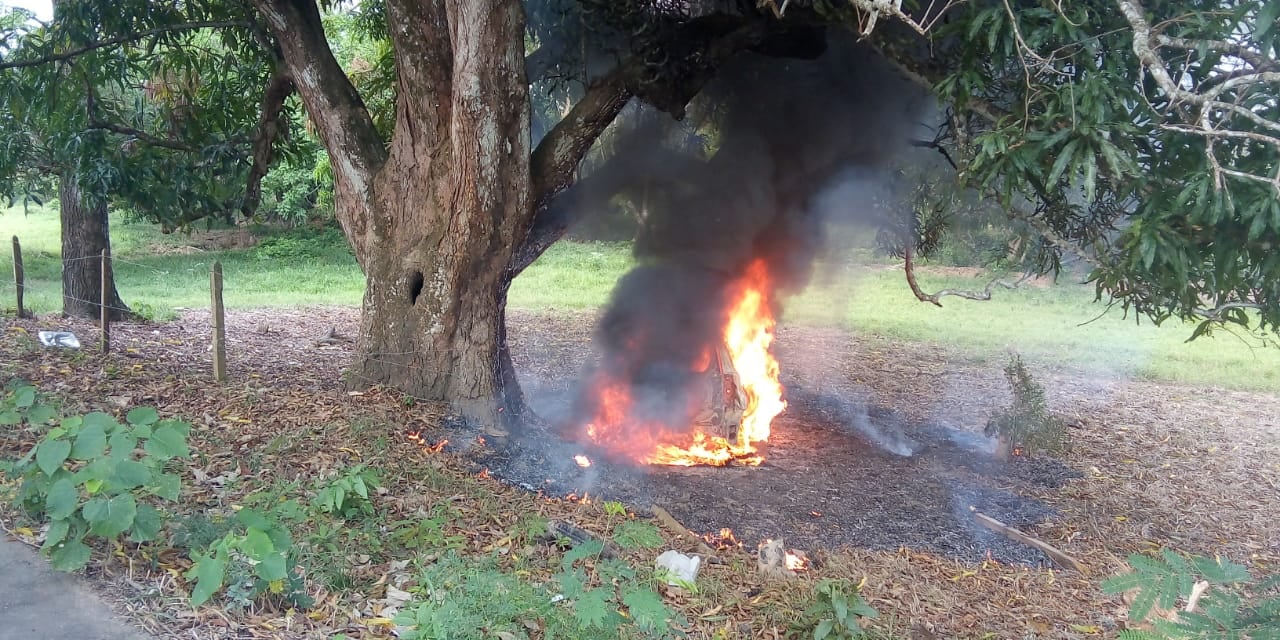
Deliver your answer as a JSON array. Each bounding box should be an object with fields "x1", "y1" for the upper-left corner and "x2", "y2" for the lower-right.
[{"x1": 408, "y1": 270, "x2": 424, "y2": 305}]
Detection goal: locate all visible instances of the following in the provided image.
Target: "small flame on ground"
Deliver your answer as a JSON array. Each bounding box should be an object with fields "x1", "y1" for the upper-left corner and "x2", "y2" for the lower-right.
[
  {"x1": 785, "y1": 550, "x2": 809, "y2": 572},
  {"x1": 406, "y1": 430, "x2": 448, "y2": 453},
  {"x1": 574, "y1": 455, "x2": 591, "y2": 468},
  {"x1": 477, "y1": 468, "x2": 490, "y2": 479},
  {"x1": 704, "y1": 527, "x2": 742, "y2": 550}
]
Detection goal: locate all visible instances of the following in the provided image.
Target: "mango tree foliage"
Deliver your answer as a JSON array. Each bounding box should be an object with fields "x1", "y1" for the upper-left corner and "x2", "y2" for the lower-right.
[
  {"x1": 920, "y1": 0, "x2": 1279, "y2": 336},
  {"x1": 0, "y1": 0, "x2": 301, "y2": 228}
]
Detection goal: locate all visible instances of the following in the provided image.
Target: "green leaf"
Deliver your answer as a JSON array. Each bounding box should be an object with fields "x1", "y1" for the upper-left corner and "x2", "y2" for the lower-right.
[
  {"x1": 813, "y1": 619, "x2": 834, "y2": 640},
  {"x1": 622, "y1": 587, "x2": 671, "y2": 631},
  {"x1": 81, "y1": 412, "x2": 119, "y2": 434},
  {"x1": 150, "y1": 472, "x2": 181, "y2": 501},
  {"x1": 832, "y1": 591, "x2": 849, "y2": 621},
  {"x1": 13, "y1": 386, "x2": 36, "y2": 408},
  {"x1": 125, "y1": 407, "x2": 159, "y2": 426},
  {"x1": 1191, "y1": 555, "x2": 1250, "y2": 584},
  {"x1": 45, "y1": 478, "x2": 79, "y2": 520},
  {"x1": 106, "y1": 430, "x2": 138, "y2": 461},
  {"x1": 850, "y1": 596, "x2": 878, "y2": 619},
  {"x1": 83, "y1": 494, "x2": 137, "y2": 538},
  {"x1": 243, "y1": 527, "x2": 275, "y2": 558},
  {"x1": 26, "y1": 403, "x2": 57, "y2": 425},
  {"x1": 1257, "y1": 1, "x2": 1279, "y2": 40},
  {"x1": 1047, "y1": 137, "x2": 1079, "y2": 186},
  {"x1": 48, "y1": 538, "x2": 91, "y2": 571},
  {"x1": 573, "y1": 587, "x2": 612, "y2": 629},
  {"x1": 256, "y1": 552, "x2": 287, "y2": 582},
  {"x1": 557, "y1": 569, "x2": 586, "y2": 599},
  {"x1": 187, "y1": 550, "x2": 228, "y2": 606},
  {"x1": 112, "y1": 460, "x2": 151, "y2": 490},
  {"x1": 236, "y1": 508, "x2": 273, "y2": 531},
  {"x1": 144, "y1": 422, "x2": 189, "y2": 460},
  {"x1": 562, "y1": 540, "x2": 604, "y2": 571},
  {"x1": 70, "y1": 421, "x2": 108, "y2": 460},
  {"x1": 43, "y1": 518, "x2": 71, "y2": 549},
  {"x1": 129, "y1": 504, "x2": 163, "y2": 542},
  {"x1": 613, "y1": 520, "x2": 664, "y2": 550},
  {"x1": 35, "y1": 439, "x2": 71, "y2": 476}
]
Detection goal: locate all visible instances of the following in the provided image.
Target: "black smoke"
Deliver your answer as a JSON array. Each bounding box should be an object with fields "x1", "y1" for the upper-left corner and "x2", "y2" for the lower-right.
[{"x1": 563, "y1": 33, "x2": 931, "y2": 444}]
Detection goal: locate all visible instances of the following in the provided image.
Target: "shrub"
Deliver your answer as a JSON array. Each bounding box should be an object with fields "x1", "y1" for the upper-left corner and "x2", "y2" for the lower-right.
[
  {"x1": 311, "y1": 464, "x2": 380, "y2": 519},
  {"x1": 393, "y1": 527, "x2": 681, "y2": 639},
  {"x1": 252, "y1": 225, "x2": 349, "y2": 262},
  {"x1": 793, "y1": 578, "x2": 880, "y2": 640},
  {"x1": 1, "y1": 383, "x2": 189, "y2": 571},
  {"x1": 185, "y1": 506, "x2": 311, "y2": 609},
  {"x1": 984, "y1": 354, "x2": 1068, "y2": 457}
]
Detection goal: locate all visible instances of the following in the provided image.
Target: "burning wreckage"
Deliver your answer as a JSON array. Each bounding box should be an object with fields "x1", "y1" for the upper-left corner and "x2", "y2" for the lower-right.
[{"x1": 573, "y1": 260, "x2": 787, "y2": 467}]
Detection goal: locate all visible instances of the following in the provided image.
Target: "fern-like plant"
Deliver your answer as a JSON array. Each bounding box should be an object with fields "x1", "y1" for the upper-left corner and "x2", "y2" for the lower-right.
[{"x1": 1102, "y1": 550, "x2": 1280, "y2": 638}]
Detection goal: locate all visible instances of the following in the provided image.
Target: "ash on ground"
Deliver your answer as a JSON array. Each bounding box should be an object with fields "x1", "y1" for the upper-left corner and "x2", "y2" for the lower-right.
[{"x1": 449, "y1": 376, "x2": 1081, "y2": 567}]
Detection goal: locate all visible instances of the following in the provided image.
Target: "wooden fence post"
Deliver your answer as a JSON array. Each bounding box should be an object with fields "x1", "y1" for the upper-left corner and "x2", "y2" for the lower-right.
[
  {"x1": 100, "y1": 248, "x2": 110, "y2": 353},
  {"x1": 210, "y1": 260, "x2": 227, "y2": 382},
  {"x1": 12, "y1": 236, "x2": 27, "y2": 319}
]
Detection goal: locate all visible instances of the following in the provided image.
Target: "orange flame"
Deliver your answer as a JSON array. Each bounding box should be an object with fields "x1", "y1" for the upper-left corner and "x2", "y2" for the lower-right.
[
  {"x1": 785, "y1": 550, "x2": 809, "y2": 571},
  {"x1": 582, "y1": 259, "x2": 786, "y2": 466},
  {"x1": 574, "y1": 455, "x2": 592, "y2": 468}
]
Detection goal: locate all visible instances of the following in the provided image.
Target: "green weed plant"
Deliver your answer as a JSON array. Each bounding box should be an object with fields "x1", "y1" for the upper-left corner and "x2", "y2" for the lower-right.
[{"x1": 1, "y1": 382, "x2": 189, "y2": 571}]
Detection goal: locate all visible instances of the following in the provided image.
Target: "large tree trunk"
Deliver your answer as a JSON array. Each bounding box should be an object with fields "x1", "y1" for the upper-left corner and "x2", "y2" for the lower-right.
[
  {"x1": 59, "y1": 174, "x2": 129, "y2": 320},
  {"x1": 347, "y1": 0, "x2": 531, "y2": 436},
  {"x1": 255, "y1": 0, "x2": 533, "y2": 436},
  {"x1": 251, "y1": 0, "x2": 737, "y2": 437}
]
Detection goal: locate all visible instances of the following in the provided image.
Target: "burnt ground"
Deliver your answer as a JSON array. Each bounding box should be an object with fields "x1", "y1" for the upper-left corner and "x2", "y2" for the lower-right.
[
  {"x1": 466, "y1": 371, "x2": 1076, "y2": 567},
  {"x1": 494, "y1": 309, "x2": 1087, "y2": 565}
]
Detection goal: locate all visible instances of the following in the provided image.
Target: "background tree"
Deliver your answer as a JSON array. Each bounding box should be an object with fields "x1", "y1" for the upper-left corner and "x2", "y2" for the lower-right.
[
  {"x1": 0, "y1": 0, "x2": 298, "y2": 319},
  {"x1": 889, "y1": 0, "x2": 1279, "y2": 335}
]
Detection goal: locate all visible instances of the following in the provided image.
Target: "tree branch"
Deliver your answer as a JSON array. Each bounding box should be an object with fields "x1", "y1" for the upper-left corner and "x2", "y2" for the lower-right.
[
  {"x1": 83, "y1": 76, "x2": 212, "y2": 152},
  {"x1": 516, "y1": 18, "x2": 773, "y2": 275},
  {"x1": 0, "y1": 20, "x2": 254, "y2": 69},
  {"x1": 241, "y1": 70, "x2": 295, "y2": 216},
  {"x1": 903, "y1": 243, "x2": 1032, "y2": 306},
  {"x1": 251, "y1": 0, "x2": 386, "y2": 189}
]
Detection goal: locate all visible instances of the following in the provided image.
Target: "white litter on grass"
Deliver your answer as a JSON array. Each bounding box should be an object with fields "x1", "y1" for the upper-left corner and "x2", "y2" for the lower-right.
[
  {"x1": 655, "y1": 550, "x2": 702, "y2": 586},
  {"x1": 37, "y1": 331, "x2": 80, "y2": 348}
]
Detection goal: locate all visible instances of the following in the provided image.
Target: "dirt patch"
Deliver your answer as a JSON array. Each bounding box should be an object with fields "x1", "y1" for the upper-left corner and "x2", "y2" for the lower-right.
[{"x1": 147, "y1": 228, "x2": 260, "y2": 255}]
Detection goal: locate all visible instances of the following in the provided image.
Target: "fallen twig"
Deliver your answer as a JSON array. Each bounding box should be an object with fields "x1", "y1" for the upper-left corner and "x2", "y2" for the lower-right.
[
  {"x1": 314, "y1": 326, "x2": 353, "y2": 346},
  {"x1": 972, "y1": 510, "x2": 1084, "y2": 572},
  {"x1": 651, "y1": 505, "x2": 722, "y2": 562}
]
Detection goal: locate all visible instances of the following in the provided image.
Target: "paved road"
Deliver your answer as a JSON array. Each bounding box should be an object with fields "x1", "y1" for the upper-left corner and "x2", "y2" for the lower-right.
[{"x1": 0, "y1": 535, "x2": 145, "y2": 640}]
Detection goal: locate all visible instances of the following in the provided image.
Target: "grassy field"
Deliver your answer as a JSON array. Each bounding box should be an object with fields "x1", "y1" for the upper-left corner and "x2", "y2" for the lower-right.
[{"x1": 2, "y1": 204, "x2": 1277, "y2": 391}]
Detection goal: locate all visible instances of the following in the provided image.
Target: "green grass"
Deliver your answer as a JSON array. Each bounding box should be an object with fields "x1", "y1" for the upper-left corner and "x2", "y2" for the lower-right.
[
  {"x1": 3, "y1": 204, "x2": 1277, "y2": 391},
  {"x1": 1, "y1": 205, "x2": 365, "y2": 317},
  {"x1": 790, "y1": 263, "x2": 1279, "y2": 391}
]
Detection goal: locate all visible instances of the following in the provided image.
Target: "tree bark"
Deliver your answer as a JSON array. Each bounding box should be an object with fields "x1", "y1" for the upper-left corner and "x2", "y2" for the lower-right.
[
  {"x1": 59, "y1": 174, "x2": 129, "y2": 320},
  {"x1": 251, "y1": 0, "x2": 766, "y2": 437},
  {"x1": 253, "y1": 0, "x2": 534, "y2": 435}
]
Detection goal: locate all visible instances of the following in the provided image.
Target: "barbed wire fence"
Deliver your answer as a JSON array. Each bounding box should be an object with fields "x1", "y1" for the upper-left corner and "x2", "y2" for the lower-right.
[{"x1": 7, "y1": 237, "x2": 511, "y2": 412}]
